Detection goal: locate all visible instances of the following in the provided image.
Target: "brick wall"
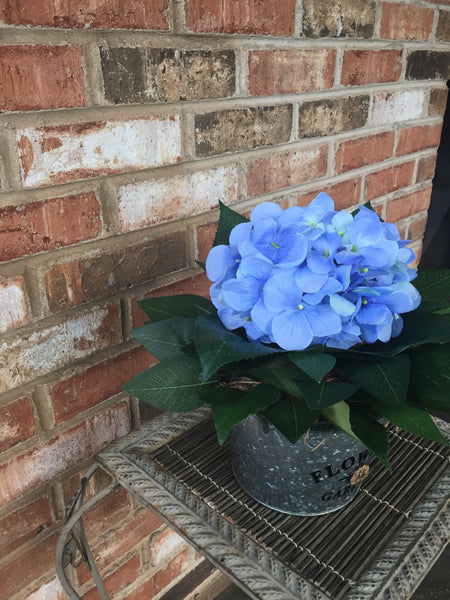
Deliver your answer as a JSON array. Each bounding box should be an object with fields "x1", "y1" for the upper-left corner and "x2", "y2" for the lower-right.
[{"x1": 0, "y1": 1, "x2": 448, "y2": 598}]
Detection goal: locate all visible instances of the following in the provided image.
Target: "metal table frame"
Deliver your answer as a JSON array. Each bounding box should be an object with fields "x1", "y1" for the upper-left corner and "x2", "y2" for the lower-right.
[{"x1": 56, "y1": 408, "x2": 450, "y2": 600}]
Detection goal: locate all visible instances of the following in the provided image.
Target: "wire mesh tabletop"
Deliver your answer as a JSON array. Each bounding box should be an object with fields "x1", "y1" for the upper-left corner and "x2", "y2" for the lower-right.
[{"x1": 98, "y1": 409, "x2": 450, "y2": 600}]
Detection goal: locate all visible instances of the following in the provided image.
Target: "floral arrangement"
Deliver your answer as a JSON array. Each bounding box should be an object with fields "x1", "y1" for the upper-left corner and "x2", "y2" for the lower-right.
[{"x1": 123, "y1": 196, "x2": 450, "y2": 468}]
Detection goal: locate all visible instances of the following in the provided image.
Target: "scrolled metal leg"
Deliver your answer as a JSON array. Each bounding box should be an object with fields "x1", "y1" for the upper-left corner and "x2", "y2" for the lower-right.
[{"x1": 55, "y1": 463, "x2": 119, "y2": 600}]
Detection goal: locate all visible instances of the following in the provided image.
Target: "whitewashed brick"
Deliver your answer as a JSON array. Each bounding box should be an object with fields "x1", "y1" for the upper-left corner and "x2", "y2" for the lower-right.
[
  {"x1": 0, "y1": 277, "x2": 27, "y2": 333},
  {"x1": 0, "y1": 304, "x2": 120, "y2": 392},
  {"x1": 0, "y1": 403, "x2": 130, "y2": 507},
  {"x1": 24, "y1": 578, "x2": 65, "y2": 600},
  {"x1": 16, "y1": 117, "x2": 181, "y2": 187},
  {"x1": 371, "y1": 89, "x2": 425, "y2": 126},
  {"x1": 151, "y1": 529, "x2": 186, "y2": 568},
  {"x1": 118, "y1": 165, "x2": 238, "y2": 232}
]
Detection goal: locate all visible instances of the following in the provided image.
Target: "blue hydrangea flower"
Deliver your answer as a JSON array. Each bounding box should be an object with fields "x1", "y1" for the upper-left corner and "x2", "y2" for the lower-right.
[{"x1": 205, "y1": 196, "x2": 421, "y2": 351}]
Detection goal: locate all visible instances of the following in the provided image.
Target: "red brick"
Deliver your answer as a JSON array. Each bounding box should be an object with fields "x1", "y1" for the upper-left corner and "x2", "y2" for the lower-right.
[
  {"x1": 365, "y1": 162, "x2": 415, "y2": 201},
  {"x1": 185, "y1": 0, "x2": 296, "y2": 35},
  {"x1": 44, "y1": 232, "x2": 187, "y2": 312},
  {"x1": 153, "y1": 549, "x2": 189, "y2": 595},
  {"x1": 0, "y1": 193, "x2": 102, "y2": 262},
  {"x1": 437, "y1": 9, "x2": 450, "y2": 42},
  {"x1": 0, "y1": 304, "x2": 121, "y2": 393},
  {"x1": 408, "y1": 215, "x2": 428, "y2": 243},
  {"x1": 396, "y1": 124, "x2": 442, "y2": 156},
  {"x1": 341, "y1": 50, "x2": 402, "y2": 86},
  {"x1": 197, "y1": 222, "x2": 219, "y2": 265},
  {"x1": 429, "y1": 88, "x2": 448, "y2": 116},
  {"x1": 0, "y1": 495, "x2": 52, "y2": 559},
  {"x1": 0, "y1": 45, "x2": 86, "y2": 112},
  {"x1": 416, "y1": 155, "x2": 437, "y2": 183},
  {"x1": 380, "y1": 3, "x2": 434, "y2": 40},
  {"x1": 83, "y1": 488, "x2": 132, "y2": 540},
  {"x1": 50, "y1": 347, "x2": 155, "y2": 424},
  {"x1": 0, "y1": 533, "x2": 58, "y2": 599},
  {"x1": 131, "y1": 274, "x2": 212, "y2": 329},
  {"x1": 296, "y1": 178, "x2": 362, "y2": 212},
  {"x1": 246, "y1": 145, "x2": 328, "y2": 196},
  {"x1": 0, "y1": 276, "x2": 27, "y2": 332},
  {"x1": 63, "y1": 466, "x2": 114, "y2": 505},
  {"x1": 123, "y1": 577, "x2": 156, "y2": 600},
  {"x1": 78, "y1": 511, "x2": 163, "y2": 584},
  {"x1": 0, "y1": 402, "x2": 130, "y2": 507},
  {"x1": 0, "y1": 0, "x2": 169, "y2": 29},
  {"x1": 385, "y1": 187, "x2": 432, "y2": 222},
  {"x1": 336, "y1": 132, "x2": 395, "y2": 174},
  {"x1": 0, "y1": 396, "x2": 36, "y2": 452},
  {"x1": 248, "y1": 50, "x2": 335, "y2": 95},
  {"x1": 83, "y1": 554, "x2": 141, "y2": 600},
  {"x1": 16, "y1": 117, "x2": 181, "y2": 188}
]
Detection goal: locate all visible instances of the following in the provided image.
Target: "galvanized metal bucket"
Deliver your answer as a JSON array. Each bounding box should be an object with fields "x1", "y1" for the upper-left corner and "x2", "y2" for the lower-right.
[{"x1": 229, "y1": 412, "x2": 372, "y2": 516}]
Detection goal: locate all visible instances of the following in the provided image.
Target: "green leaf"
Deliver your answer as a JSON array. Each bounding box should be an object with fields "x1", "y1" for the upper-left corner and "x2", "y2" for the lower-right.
[
  {"x1": 370, "y1": 401, "x2": 449, "y2": 445},
  {"x1": 381, "y1": 310, "x2": 450, "y2": 355},
  {"x1": 322, "y1": 401, "x2": 360, "y2": 442},
  {"x1": 338, "y1": 353, "x2": 411, "y2": 407},
  {"x1": 294, "y1": 379, "x2": 358, "y2": 411},
  {"x1": 138, "y1": 294, "x2": 215, "y2": 322},
  {"x1": 130, "y1": 317, "x2": 194, "y2": 361},
  {"x1": 249, "y1": 365, "x2": 305, "y2": 397},
  {"x1": 263, "y1": 397, "x2": 320, "y2": 444},
  {"x1": 414, "y1": 269, "x2": 450, "y2": 313},
  {"x1": 349, "y1": 406, "x2": 391, "y2": 470},
  {"x1": 213, "y1": 201, "x2": 249, "y2": 247},
  {"x1": 194, "y1": 315, "x2": 282, "y2": 381},
  {"x1": 121, "y1": 356, "x2": 215, "y2": 412},
  {"x1": 409, "y1": 344, "x2": 450, "y2": 409},
  {"x1": 210, "y1": 384, "x2": 280, "y2": 444},
  {"x1": 288, "y1": 351, "x2": 336, "y2": 382}
]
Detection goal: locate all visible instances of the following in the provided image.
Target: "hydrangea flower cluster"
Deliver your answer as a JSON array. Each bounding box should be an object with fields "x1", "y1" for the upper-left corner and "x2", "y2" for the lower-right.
[{"x1": 206, "y1": 194, "x2": 421, "y2": 351}]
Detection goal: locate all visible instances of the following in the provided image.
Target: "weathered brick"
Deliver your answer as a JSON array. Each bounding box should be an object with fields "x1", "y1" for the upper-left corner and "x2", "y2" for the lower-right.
[
  {"x1": 0, "y1": 277, "x2": 27, "y2": 332},
  {"x1": 0, "y1": 45, "x2": 86, "y2": 112},
  {"x1": 25, "y1": 577, "x2": 65, "y2": 600},
  {"x1": 195, "y1": 105, "x2": 292, "y2": 157},
  {"x1": 153, "y1": 549, "x2": 189, "y2": 595},
  {"x1": 335, "y1": 132, "x2": 395, "y2": 174},
  {"x1": 82, "y1": 488, "x2": 132, "y2": 540},
  {"x1": 408, "y1": 215, "x2": 428, "y2": 243},
  {"x1": 371, "y1": 90, "x2": 425, "y2": 126},
  {"x1": 365, "y1": 162, "x2": 415, "y2": 201},
  {"x1": 436, "y1": 9, "x2": 450, "y2": 42},
  {"x1": 185, "y1": 0, "x2": 295, "y2": 35},
  {"x1": 341, "y1": 50, "x2": 402, "y2": 86},
  {"x1": 83, "y1": 554, "x2": 141, "y2": 600},
  {"x1": 0, "y1": 0, "x2": 169, "y2": 29},
  {"x1": 0, "y1": 396, "x2": 36, "y2": 452},
  {"x1": 50, "y1": 347, "x2": 155, "y2": 424},
  {"x1": 416, "y1": 155, "x2": 437, "y2": 183},
  {"x1": 296, "y1": 177, "x2": 362, "y2": 211},
  {"x1": 0, "y1": 304, "x2": 121, "y2": 392},
  {"x1": 0, "y1": 533, "x2": 58, "y2": 599},
  {"x1": 79, "y1": 511, "x2": 163, "y2": 583},
  {"x1": 16, "y1": 117, "x2": 181, "y2": 188},
  {"x1": 385, "y1": 187, "x2": 432, "y2": 222},
  {"x1": 380, "y1": 3, "x2": 434, "y2": 40},
  {"x1": 302, "y1": 0, "x2": 376, "y2": 38},
  {"x1": 406, "y1": 51, "x2": 450, "y2": 81},
  {"x1": 118, "y1": 166, "x2": 238, "y2": 232},
  {"x1": 246, "y1": 145, "x2": 328, "y2": 196},
  {"x1": 0, "y1": 495, "x2": 52, "y2": 558},
  {"x1": 63, "y1": 465, "x2": 114, "y2": 505},
  {"x1": 396, "y1": 124, "x2": 442, "y2": 156},
  {"x1": 0, "y1": 193, "x2": 102, "y2": 262},
  {"x1": 0, "y1": 402, "x2": 130, "y2": 508},
  {"x1": 151, "y1": 529, "x2": 186, "y2": 568},
  {"x1": 131, "y1": 274, "x2": 212, "y2": 329},
  {"x1": 299, "y1": 96, "x2": 369, "y2": 138},
  {"x1": 429, "y1": 88, "x2": 448, "y2": 116},
  {"x1": 45, "y1": 232, "x2": 187, "y2": 312},
  {"x1": 101, "y1": 47, "x2": 235, "y2": 104},
  {"x1": 248, "y1": 50, "x2": 335, "y2": 95}
]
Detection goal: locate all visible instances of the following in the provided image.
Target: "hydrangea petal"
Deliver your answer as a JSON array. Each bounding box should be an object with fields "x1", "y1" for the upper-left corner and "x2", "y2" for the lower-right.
[{"x1": 271, "y1": 310, "x2": 313, "y2": 351}]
